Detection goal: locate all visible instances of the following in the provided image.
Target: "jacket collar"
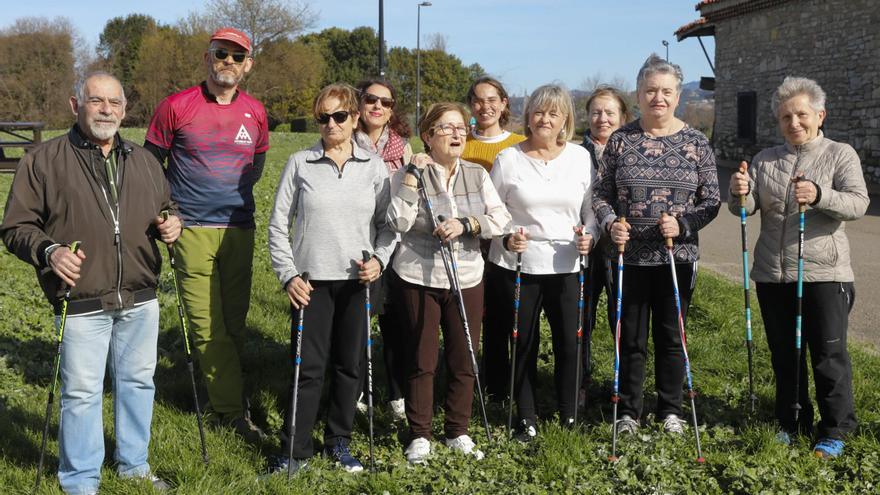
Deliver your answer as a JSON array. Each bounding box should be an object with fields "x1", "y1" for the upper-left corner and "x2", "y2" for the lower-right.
[
  {"x1": 784, "y1": 130, "x2": 825, "y2": 154},
  {"x1": 67, "y1": 125, "x2": 130, "y2": 155},
  {"x1": 305, "y1": 139, "x2": 372, "y2": 163}
]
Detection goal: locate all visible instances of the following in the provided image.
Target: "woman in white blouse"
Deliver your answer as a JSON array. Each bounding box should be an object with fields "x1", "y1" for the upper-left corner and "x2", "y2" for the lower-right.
[{"x1": 487, "y1": 84, "x2": 597, "y2": 441}]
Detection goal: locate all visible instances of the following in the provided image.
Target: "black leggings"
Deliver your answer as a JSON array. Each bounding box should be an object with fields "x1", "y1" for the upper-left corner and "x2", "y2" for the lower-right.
[
  {"x1": 486, "y1": 264, "x2": 581, "y2": 422},
  {"x1": 280, "y1": 279, "x2": 366, "y2": 459}
]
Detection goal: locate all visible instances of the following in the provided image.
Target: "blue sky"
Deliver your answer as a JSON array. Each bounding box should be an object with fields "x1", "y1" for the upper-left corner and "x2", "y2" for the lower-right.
[{"x1": 4, "y1": 0, "x2": 716, "y2": 95}]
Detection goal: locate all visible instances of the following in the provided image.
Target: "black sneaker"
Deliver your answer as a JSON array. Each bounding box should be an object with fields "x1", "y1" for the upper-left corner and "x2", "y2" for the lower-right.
[
  {"x1": 514, "y1": 419, "x2": 538, "y2": 443},
  {"x1": 325, "y1": 443, "x2": 364, "y2": 473},
  {"x1": 230, "y1": 415, "x2": 266, "y2": 445}
]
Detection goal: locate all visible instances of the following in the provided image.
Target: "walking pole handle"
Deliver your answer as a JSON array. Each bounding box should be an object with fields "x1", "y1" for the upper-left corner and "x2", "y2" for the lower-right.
[
  {"x1": 661, "y1": 212, "x2": 673, "y2": 248},
  {"x1": 738, "y1": 162, "x2": 749, "y2": 208},
  {"x1": 616, "y1": 217, "x2": 628, "y2": 253}
]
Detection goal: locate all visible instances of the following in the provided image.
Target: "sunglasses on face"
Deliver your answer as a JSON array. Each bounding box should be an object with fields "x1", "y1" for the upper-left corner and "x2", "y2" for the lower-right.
[
  {"x1": 362, "y1": 93, "x2": 395, "y2": 109},
  {"x1": 209, "y1": 48, "x2": 248, "y2": 63},
  {"x1": 316, "y1": 111, "x2": 350, "y2": 125}
]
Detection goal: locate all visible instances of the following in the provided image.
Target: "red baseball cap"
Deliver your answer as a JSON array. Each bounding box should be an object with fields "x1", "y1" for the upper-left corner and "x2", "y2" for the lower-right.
[{"x1": 210, "y1": 27, "x2": 252, "y2": 53}]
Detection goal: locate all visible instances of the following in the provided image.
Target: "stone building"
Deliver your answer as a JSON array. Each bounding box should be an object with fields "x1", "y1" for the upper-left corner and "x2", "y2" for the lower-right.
[{"x1": 676, "y1": 0, "x2": 880, "y2": 183}]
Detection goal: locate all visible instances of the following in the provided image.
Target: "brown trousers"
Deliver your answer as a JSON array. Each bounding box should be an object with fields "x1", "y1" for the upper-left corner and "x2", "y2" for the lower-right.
[{"x1": 395, "y1": 273, "x2": 483, "y2": 440}]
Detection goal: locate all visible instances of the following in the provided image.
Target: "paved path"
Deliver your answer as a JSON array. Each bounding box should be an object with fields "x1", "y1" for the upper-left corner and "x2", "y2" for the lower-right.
[{"x1": 698, "y1": 161, "x2": 878, "y2": 352}]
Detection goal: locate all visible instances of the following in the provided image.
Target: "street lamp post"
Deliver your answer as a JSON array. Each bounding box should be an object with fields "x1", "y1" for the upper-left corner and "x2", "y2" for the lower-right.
[
  {"x1": 662, "y1": 40, "x2": 670, "y2": 61},
  {"x1": 416, "y1": 1, "x2": 432, "y2": 124}
]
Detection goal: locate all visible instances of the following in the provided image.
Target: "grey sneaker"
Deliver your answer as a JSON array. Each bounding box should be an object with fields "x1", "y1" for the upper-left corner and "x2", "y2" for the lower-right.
[
  {"x1": 661, "y1": 414, "x2": 687, "y2": 435},
  {"x1": 514, "y1": 419, "x2": 538, "y2": 443},
  {"x1": 147, "y1": 474, "x2": 171, "y2": 491},
  {"x1": 230, "y1": 415, "x2": 266, "y2": 444},
  {"x1": 615, "y1": 414, "x2": 639, "y2": 435}
]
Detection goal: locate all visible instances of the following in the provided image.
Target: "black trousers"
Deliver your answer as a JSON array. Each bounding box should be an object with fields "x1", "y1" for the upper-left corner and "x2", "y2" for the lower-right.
[
  {"x1": 487, "y1": 264, "x2": 581, "y2": 422},
  {"x1": 281, "y1": 279, "x2": 366, "y2": 459},
  {"x1": 582, "y1": 248, "x2": 615, "y2": 383},
  {"x1": 615, "y1": 263, "x2": 696, "y2": 419},
  {"x1": 483, "y1": 263, "x2": 512, "y2": 398},
  {"x1": 755, "y1": 281, "x2": 857, "y2": 439}
]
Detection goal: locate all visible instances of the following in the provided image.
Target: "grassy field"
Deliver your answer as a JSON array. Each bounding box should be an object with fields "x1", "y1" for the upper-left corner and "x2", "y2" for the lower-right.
[{"x1": 1, "y1": 130, "x2": 879, "y2": 494}]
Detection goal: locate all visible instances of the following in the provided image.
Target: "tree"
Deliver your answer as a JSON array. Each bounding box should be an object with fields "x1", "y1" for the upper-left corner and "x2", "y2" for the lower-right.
[
  {"x1": 127, "y1": 26, "x2": 206, "y2": 125},
  {"x1": 96, "y1": 15, "x2": 158, "y2": 91},
  {"x1": 0, "y1": 17, "x2": 78, "y2": 128},
  {"x1": 195, "y1": 0, "x2": 317, "y2": 53},
  {"x1": 300, "y1": 26, "x2": 380, "y2": 86},
  {"x1": 386, "y1": 47, "x2": 484, "y2": 121},
  {"x1": 244, "y1": 38, "x2": 325, "y2": 126}
]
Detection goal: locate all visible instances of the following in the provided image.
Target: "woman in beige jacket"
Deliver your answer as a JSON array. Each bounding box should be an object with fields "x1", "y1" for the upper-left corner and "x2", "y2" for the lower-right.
[{"x1": 729, "y1": 76, "x2": 869, "y2": 459}]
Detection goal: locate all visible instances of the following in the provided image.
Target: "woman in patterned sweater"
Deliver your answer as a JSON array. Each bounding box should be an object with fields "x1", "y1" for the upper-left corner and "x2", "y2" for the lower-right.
[{"x1": 592, "y1": 54, "x2": 720, "y2": 436}]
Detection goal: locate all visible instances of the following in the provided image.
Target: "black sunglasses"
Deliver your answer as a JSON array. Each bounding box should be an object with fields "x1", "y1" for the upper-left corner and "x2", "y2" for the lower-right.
[
  {"x1": 362, "y1": 93, "x2": 395, "y2": 109},
  {"x1": 316, "y1": 111, "x2": 350, "y2": 125},
  {"x1": 210, "y1": 48, "x2": 247, "y2": 63}
]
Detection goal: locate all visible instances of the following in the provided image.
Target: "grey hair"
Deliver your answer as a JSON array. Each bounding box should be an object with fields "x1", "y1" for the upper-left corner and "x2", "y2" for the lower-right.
[
  {"x1": 523, "y1": 84, "x2": 576, "y2": 144},
  {"x1": 636, "y1": 53, "x2": 684, "y2": 92},
  {"x1": 771, "y1": 76, "x2": 826, "y2": 116},
  {"x1": 74, "y1": 71, "x2": 126, "y2": 107}
]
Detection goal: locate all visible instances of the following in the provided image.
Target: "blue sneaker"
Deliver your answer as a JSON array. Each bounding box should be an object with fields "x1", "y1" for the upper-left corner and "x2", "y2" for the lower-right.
[
  {"x1": 263, "y1": 455, "x2": 309, "y2": 478},
  {"x1": 774, "y1": 430, "x2": 791, "y2": 446},
  {"x1": 326, "y1": 443, "x2": 364, "y2": 473},
  {"x1": 813, "y1": 438, "x2": 845, "y2": 458}
]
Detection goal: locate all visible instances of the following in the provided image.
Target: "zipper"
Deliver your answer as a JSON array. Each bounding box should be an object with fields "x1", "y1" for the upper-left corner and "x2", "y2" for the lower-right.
[
  {"x1": 778, "y1": 146, "x2": 802, "y2": 282},
  {"x1": 94, "y1": 155, "x2": 124, "y2": 307}
]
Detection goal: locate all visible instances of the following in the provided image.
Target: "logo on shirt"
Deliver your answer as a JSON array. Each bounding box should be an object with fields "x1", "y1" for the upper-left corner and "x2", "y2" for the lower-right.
[
  {"x1": 244, "y1": 112, "x2": 252, "y2": 118},
  {"x1": 234, "y1": 124, "x2": 253, "y2": 145}
]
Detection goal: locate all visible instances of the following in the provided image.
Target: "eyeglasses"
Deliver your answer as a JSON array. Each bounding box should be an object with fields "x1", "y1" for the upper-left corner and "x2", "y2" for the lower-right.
[
  {"x1": 316, "y1": 111, "x2": 350, "y2": 125},
  {"x1": 432, "y1": 123, "x2": 468, "y2": 136},
  {"x1": 362, "y1": 93, "x2": 395, "y2": 109},
  {"x1": 209, "y1": 48, "x2": 248, "y2": 64}
]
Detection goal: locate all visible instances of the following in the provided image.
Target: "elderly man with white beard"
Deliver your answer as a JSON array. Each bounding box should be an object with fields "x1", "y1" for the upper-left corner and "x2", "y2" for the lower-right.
[
  {"x1": 144, "y1": 28, "x2": 270, "y2": 444},
  {"x1": 1, "y1": 71, "x2": 181, "y2": 494}
]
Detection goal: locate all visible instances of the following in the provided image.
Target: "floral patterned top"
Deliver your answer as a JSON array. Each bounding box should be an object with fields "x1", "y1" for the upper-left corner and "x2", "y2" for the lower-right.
[{"x1": 592, "y1": 120, "x2": 720, "y2": 265}]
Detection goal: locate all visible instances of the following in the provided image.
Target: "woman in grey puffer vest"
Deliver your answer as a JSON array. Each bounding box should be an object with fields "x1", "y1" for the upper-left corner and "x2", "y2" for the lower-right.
[{"x1": 729, "y1": 76, "x2": 869, "y2": 459}]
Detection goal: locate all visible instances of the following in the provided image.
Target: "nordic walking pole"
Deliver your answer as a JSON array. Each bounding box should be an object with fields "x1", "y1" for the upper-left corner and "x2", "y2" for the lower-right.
[
  {"x1": 436, "y1": 215, "x2": 492, "y2": 443},
  {"x1": 507, "y1": 228, "x2": 524, "y2": 437},
  {"x1": 361, "y1": 250, "x2": 375, "y2": 472},
  {"x1": 162, "y1": 211, "x2": 209, "y2": 465},
  {"x1": 737, "y1": 162, "x2": 757, "y2": 414},
  {"x1": 572, "y1": 226, "x2": 588, "y2": 427},
  {"x1": 35, "y1": 241, "x2": 80, "y2": 494},
  {"x1": 662, "y1": 212, "x2": 705, "y2": 463},
  {"x1": 609, "y1": 218, "x2": 627, "y2": 462},
  {"x1": 793, "y1": 186, "x2": 806, "y2": 425},
  {"x1": 287, "y1": 272, "x2": 309, "y2": 480}
]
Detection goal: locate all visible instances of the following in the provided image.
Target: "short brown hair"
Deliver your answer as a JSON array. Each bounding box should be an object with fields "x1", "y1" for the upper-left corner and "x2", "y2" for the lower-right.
[
  {"x1": 466, "y1": 76, "x2": 512, "y2": 127},
  {"x1": 585, "y1": 86, "x2": 630, "y2": 124},
  {"x1": 418, "y1": 102, "x2": 470, "y2": 152},
  {"x1": 312, "y1": 83, "x2": 359, "y2": 121}
]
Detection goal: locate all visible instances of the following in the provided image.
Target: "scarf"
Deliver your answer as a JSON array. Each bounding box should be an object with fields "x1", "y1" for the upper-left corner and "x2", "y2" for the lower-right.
[{"x1": 355, "y1": 127, "x2": 406, "y2": 172}]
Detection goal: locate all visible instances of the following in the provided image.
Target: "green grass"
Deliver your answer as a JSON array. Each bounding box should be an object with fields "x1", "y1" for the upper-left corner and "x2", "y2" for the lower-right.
[{"x1": 1, "y1": 129, "x2": 879, "y2": 494}]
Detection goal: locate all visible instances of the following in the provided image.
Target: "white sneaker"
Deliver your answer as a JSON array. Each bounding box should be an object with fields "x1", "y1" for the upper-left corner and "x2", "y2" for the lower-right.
[
  {"x1": 355, "y1": 392, "x2": 368, "y2": 415},
  {"x1": 405, "y1": 437, "x2": 431, "y2": 464},
  {"x1": 662, "y1": 414, "x2": 687, "y2": 434},
  {"x1": 390, "y1": 398, "x2": 406, "y2": 421},
  {"x1": 445, "y1": 434, "x2": 484, "y2": 460}
]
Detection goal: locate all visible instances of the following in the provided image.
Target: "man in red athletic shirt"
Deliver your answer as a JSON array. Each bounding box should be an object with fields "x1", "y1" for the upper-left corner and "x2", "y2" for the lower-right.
[{"x1": 145, "y1": 28, "x2": 269, "y2": 443}]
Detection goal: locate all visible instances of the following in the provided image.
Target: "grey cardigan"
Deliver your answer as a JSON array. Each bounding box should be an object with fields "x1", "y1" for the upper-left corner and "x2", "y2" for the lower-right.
[
  {"x1": 730, "y1": 133, "x2": 869, "y2": 283},
  {"x1": 268, "y1": 141, "x2": 396, "y2": 285}
]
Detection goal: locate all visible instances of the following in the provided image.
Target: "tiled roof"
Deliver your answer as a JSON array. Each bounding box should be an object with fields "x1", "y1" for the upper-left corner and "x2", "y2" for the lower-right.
[{"x1": 675, "y1": 0, "x2": 795, "y2": 40}]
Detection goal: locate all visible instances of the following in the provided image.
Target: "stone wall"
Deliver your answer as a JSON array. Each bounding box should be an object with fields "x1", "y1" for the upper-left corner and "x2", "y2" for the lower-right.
[{"x1": 712, "y1": 0, "x2": 880, "y2": 183}]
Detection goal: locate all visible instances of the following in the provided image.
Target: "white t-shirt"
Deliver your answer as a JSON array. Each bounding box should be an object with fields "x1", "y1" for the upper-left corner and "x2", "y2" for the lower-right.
[{"x1": 488, "y1": 142, "x2": 599, "y2": 275}]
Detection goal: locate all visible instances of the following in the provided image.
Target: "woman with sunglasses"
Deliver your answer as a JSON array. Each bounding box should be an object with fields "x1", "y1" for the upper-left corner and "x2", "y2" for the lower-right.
[
  {"x1": 355, "y1": 78, "x2": 413, "y2": 172},
  {"x1": 487, "y1": 84, "x2": 597, "y2": 441},
  {"x1": 387, "y1": 102, "x2": 511, "y2": 465},
  {"x1": 351, "y1": 78, "x2": 412, "y2": 422},
  {"x1": 267, "y1": 83, "x2": 396, "y2": 475}
]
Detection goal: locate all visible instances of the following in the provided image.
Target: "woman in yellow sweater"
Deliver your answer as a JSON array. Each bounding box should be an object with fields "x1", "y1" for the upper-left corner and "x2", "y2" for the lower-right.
[{"x1": 462, "y1": 77, "x2": 525, "y2": 172}]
